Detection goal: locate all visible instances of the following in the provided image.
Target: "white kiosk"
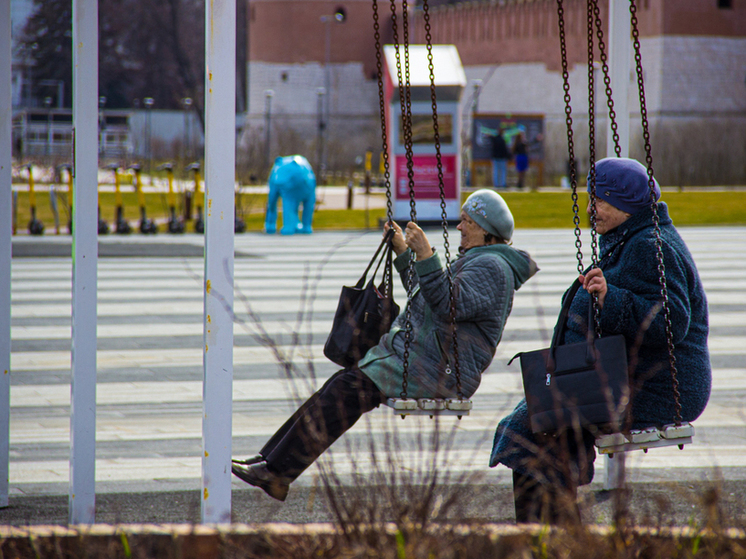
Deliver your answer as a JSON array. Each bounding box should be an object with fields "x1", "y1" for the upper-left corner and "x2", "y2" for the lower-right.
[{"x1": 383, "y1": 45, "x2": 466, "y2": 223}]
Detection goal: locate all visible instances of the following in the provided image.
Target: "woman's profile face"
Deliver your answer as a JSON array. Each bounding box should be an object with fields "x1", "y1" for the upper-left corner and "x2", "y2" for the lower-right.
[
  {"x1": 457, "y1": 211, "x2": 488, "y2": 251},
  {"x1": 588, "y1": 198, "x2": 631, "y2": 235}
]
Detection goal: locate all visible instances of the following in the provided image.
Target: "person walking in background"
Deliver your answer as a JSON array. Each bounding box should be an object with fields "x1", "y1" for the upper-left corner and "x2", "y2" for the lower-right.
[
  {"x1": 512, "y1": 132, "x2": 529, "y2": 190},
  {"x1": 490, "y1": 130, "x2": 510, "y2": 189}
]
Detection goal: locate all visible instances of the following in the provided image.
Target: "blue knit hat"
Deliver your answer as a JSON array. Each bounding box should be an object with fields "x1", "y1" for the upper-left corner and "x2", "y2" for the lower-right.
[
  {"x1": 588, "y1": 157, "x2": 661, "y2": 215},
  {"x1": 462, "y1": 189, "x2": 514, "y2": 241}
]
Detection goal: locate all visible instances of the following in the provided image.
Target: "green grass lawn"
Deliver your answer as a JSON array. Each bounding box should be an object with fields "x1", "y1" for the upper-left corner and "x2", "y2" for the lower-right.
[
  {"x1": 500, "y1": 191, "x2": 746, "y2": 229},
  {"x1": 10, "y1": 189, "x2": 746, "y2": 234}
]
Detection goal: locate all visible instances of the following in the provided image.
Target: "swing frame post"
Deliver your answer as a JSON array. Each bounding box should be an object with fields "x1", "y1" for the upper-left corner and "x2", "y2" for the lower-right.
[
  {"x1": 602, "y1": 0, "x2": 633, "y2": 490},
  {"x1": 607, "y1": 0, "x2": 631, "y2": 159},
  {"x1": 201, "y1": 0, "x2": 236, "y2": 524},
  {"x1": 69, "y1": 0, "x2": 99, "y2": 525},
  {"x1": 0, "y1": 0, "x2": 11, "y2": 510}
]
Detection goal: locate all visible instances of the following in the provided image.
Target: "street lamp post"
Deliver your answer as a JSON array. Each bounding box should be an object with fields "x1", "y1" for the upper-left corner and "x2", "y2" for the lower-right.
[
  {"x1": 471, "y1": 79, "x2": 482, "y2": 114},
  {"x1": 316, "y1": 87, "x2": 325, "y2": 178},
  {"x1": 264, "y1": 90, "x2": 274, "y2": 174},
  {"x1": 182, "y1": 97, "x2": 193, "y2": 162},
  {"x1": 465, "y1": 80, "x2": 482, "y2": 187},
  {"x1": 37, "y1": 79, "x2": 65, "y2": 109},
  {"x1": 98, "y1": 96, "x2": 107, "y2": 157},
  {"x1": 44, "y1": 96, "x2": 53, "y2": 158},
  {"x1": 143, "y1": 97, "x2": 154, "y2": 180},
  {"x1": 319, "y1": 8, "x2": 346, "y2": 184}
]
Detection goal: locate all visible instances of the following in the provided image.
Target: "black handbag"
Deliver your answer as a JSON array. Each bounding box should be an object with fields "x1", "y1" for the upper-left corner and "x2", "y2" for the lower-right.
[
  {"x1": 323, "y1": 229, "x2": 400, "y2": 367},
  {"x1": 514, "y1": 279, "x2": 630, "y2": 434}
]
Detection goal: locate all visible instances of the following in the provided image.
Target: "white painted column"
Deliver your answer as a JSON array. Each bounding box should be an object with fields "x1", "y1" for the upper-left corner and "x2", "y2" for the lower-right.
[
  {"x1": 607, "y1": 0, "x2": 631, "y2": 158},
  {"x1": 0, "y1": 0, "x2": 12, "y2": 509},
  {"x1": 202, "y1": 0, "x2": 236, "y2": 524},
  {"x1": 605, "y1": 0, "x2": 631, "y2": 490},
  {"x1": 69, "y1": 0, "x2": 99, "y2": 524}
]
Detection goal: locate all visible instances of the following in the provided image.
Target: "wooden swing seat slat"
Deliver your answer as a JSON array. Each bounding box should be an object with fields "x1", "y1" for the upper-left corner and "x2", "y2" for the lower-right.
[
  {"x1": 385, "y1": 397, "x2": 473, "y2": 418},
  {"x1": 595, "y1": 422, "x2": 694, "y2": 456}
]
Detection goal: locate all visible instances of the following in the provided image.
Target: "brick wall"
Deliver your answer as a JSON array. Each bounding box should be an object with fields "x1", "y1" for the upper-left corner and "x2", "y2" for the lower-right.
[
  {"x1": 658, "y1": 36, "x2": 746, "y2": 114},
  {"x1": 244, "y1": 0, "x2": 746, "y2": 183}
]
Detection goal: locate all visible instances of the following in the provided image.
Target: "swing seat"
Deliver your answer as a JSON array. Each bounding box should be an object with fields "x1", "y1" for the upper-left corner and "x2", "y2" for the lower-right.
[
  {"x1": 386, "y1": 397, "x2": 472, "y2": 418},
  {"x1": 595, "y1": 422, "x2": 694, "y2": 457}
]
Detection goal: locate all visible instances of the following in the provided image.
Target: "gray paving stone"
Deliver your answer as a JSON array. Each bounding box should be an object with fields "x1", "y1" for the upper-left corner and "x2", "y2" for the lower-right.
[{"x1": 5, "y1": 227, "x2": 746, "y2": 525}]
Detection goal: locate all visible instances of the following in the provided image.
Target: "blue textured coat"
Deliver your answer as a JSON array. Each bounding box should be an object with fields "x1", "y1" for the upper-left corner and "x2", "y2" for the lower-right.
[{"x1": 490, "y1": 203, "x2": 711, "y2": 485}]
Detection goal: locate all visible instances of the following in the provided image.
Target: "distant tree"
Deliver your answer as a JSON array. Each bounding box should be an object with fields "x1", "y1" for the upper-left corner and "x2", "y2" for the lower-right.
[
  {"x1": 17, "y1": 0, "x2": 73, "y2": 108},
  {"x1": 19, "y1": 0, "x2": 206, "y2": 129}
]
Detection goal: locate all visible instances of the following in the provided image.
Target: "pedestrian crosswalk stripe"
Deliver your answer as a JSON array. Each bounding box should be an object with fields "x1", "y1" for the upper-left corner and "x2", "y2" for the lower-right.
[{"x1": 8, "y1": 227, "x2": 746, "y2": 493}]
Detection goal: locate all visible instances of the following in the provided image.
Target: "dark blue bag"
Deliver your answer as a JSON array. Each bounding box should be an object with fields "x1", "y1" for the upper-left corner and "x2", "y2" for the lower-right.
[{"x1": 514, "y1": 280, "x2": 630, "y2": 434}]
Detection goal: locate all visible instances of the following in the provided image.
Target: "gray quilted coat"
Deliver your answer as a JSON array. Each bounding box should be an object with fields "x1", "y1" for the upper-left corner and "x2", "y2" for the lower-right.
[{"x1": 359, "y1": 244, "x2": 537, "y2": 399}]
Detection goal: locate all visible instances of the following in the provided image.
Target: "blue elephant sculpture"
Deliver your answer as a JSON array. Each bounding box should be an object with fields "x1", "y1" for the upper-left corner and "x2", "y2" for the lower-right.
[{"x1": 265, "y1": 155, "x2": 317, "y2": 235}]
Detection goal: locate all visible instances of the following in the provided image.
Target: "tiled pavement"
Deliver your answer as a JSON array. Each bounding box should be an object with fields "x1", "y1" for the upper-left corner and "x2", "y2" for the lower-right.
[{"x1": 5, "y1": 227, "x2": 746, "y2": 523}]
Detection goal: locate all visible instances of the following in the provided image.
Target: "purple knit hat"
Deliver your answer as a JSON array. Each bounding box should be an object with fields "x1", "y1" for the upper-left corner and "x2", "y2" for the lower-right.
[{"x1": 588, "y1": 157, "x2": 661, "y2": 215}]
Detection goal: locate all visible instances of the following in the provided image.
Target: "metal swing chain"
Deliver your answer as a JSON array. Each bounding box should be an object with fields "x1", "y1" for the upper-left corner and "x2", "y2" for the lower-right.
[
  {"x1": 586, "y1": 0, "x2": 602, "y2": 336},
  {"x1": 401, "y1": 0, "x2": 418, "y2": 234},
  {"x1": 422, "y1": 0, "x2": 462, "y2": 400},
  {"x1": 392, "y1": 0, "x2": 416, "y2": 219},
  {"x1": 629, "y1": 0, "x2": 682, "y2": 424},
  {"x1": 591, "y1": 0, "x2": 621, "y2": 157},
  {"x1": 389, "y1": 0, "x2": 417, "y2": 400},
  {"x1": 373, "y1": 0, "x2": 396, "y2": 303},
  {"x1": 372, "y1": 0, "x2": 394, "y2": 230},
  {"x1": 389, "y1": 0, "x2": 416, "y2": 241},
  {"x1": 401, "y1": 4, "x2": 418, "y2": 401},
  {"x1": 556, "y1": 0, "x2": 584, "y2": 277}
]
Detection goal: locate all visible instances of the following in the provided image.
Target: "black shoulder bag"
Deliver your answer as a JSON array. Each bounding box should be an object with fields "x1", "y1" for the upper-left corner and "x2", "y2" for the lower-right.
[
  {"x1": 323, "y1": 229, "x2": 400, "y2": 368},
  {"x1": 514, "y1": 279, "x2": 630, "y2": 434}
]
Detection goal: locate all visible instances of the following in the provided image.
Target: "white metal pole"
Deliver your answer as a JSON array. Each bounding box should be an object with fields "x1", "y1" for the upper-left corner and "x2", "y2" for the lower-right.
[
  {"x1": 202, "y1": 0, "x2": 236, "y2": 524},
  {"x1": 70, "y1": 0, "x2": 99, "y2": 524},
  {"x1": 604, "y1": 0, "x2": 631, "y2": 490},
  {"x1": 0, "y1": 0, "x2": 12, "y2": 509},
  {"x1": 607, "y1": 0, "x2": 631, "y2": 158},
  {"x1": 324, "y1": 18, "x2": 331, "y2": 138}
]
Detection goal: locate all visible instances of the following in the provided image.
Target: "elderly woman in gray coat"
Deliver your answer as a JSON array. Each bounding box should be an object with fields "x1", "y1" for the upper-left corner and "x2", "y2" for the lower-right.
[
  {"x1": 232, "y1": 190, "x2": 537, "y2": 501},
  {"x1": 490, "y1": 158, "x2": 711, "y2": 524}
]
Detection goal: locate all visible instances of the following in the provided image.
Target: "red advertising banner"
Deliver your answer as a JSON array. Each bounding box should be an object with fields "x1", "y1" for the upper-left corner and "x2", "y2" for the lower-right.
[{"x1": 395, "y1": 154, "x2": 457, "y2": 200}]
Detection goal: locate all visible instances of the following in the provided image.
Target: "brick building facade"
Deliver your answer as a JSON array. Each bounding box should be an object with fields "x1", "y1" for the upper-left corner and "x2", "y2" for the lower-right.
[{"x1": 243, "y1": 0, "x2": 746, "y2": 185}]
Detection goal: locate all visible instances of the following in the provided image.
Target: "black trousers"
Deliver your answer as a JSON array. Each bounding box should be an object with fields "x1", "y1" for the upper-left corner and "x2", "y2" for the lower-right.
[
  {"x1": 513, "y1": 470, "x2": 580, "y2": 524},
  {"x1": 260, "y1": 366, "x2": 385, "y2": 481}
]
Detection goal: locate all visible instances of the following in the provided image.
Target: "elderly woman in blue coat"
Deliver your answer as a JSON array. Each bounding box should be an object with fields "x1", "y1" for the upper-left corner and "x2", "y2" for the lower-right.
[
  {"x1": 491, "y1": 157, "x2": 711, "y2": 524},
  {"x1": 232, "y1": 190, "x2": 538, "y2": 501}
]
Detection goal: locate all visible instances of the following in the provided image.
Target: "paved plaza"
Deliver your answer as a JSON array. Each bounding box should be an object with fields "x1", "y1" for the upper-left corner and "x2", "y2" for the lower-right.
[{"x1": 4, "y1": 226, "x2": 746, "y2": 525}]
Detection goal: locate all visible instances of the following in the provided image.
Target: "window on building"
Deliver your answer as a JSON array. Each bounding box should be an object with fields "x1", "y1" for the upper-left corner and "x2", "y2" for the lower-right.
[{"x1": 718, "y1": 0, "x2": 733, "y2": 8}]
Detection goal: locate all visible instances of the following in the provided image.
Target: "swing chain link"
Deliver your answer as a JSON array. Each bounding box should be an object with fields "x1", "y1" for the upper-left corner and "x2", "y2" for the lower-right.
[
  {"x1": 373, "y1": 0, "x2": 396, "y2": 302},
  {"x1": 372, "y1": 0, "x2": 393, "y2": 226},
  {"x1": 401, "y1": 0, "x2": 417, "y2": 220},
  {"x1": 586, "y1": 0, "x2": 601, "y2": 336},
  {"x1": 556, "y1": 0, "x2": 584, "y2": 277},
  {"x1": 389, "y1": 0, "x2": 417, "y2": 399},
  {"x1": 422, "y1": 0, "x2": 462, "y2": 399},
  {"x1": 629, "y1": 0, "x2": 682, "y2": 425},
  {"x1": 591, "y1": 0, "x2": 621, "y2": 157}
]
